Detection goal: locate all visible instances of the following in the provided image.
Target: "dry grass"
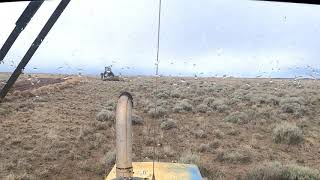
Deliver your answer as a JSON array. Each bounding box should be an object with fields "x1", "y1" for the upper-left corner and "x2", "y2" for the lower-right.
[
  {"x1": 192, "y1": 129, "x2": 207, "y2": 138},
  {"x1": 216, "y1": 146, "x2": 253, "y2": 164},
  {"x1": 96, "y1": 109, "x2": 115, "y2": 122},
  {"x1": 92, "y1": 121, "x2": 111, "y2": 131},
  {"x1": 243, "y1": 161, "x2": 320, "y2": 180},
  {"x1": 279, "y1": 96, "x2": 307, "y2": 117},
  {"x1": 160, "y1": 119, "x2": 177, "y2": 130},
  {"x1": 224, "y1": 111, "x2": 250, "y2": 124},
  {"x1": 4, "y1": 173, "x2": 34, "y2": 180},
  {"x1": 179, "y1": 151, "x2": 227, "y2": 180},
  {"x1": 147, "y1": 106, "x2": 168, "y2": 118},
  {"x1": 104, "y1": 101, "x2": 116, "y2": 111},
  {"x1": 132, "y1": 114, "x2": 144, "y2": 125},
  {"x1": 197, "y1": 143, "x2": 211, "y2": 152},
  {"x1": 163, "y1": 146, "x2": 175, "y2": 157},
  {"x1": 200, "y1": 168, "x2": 226, "y2": 180},
  {"x1": 1, "y1": 75, "x2": 320, "y2": 179},
  {"x1": 0, "y1": 104, "x2": 12, "y2": 116},
  {"x1": 179, "y1": 151, "x2": 201, "y2": 165},
  {"x1": 173, "y1": 99, "x2": 193, "y2": 113},
  {"x1": 213, "y1": 129, "x2": 225, "y2": 139},
  {"x1": 101, "y1": 150, "x2": 116, "y2": 172},
  {"x1": 196, "y1": 103, "x2": 210, "y2": 113},
  {"x1": 170, "y1": 89, "x2": 181, "y2": 98}
]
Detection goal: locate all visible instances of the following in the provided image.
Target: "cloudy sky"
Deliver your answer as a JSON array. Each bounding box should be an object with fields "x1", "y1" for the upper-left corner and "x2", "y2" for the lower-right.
[{"x1": 0, "y1": 0, "x2": 320, "y2": 77}]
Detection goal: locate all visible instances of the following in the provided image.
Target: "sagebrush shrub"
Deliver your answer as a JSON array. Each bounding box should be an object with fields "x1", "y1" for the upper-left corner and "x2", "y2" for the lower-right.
[
  {"x1": 0, "y1": 104, "x2": 11, "y2": 116},
  {"x1": 148, "y1": 106, "x2": 168, "y2": 118},
  {"x1": 132, "y1": 114, "x2": 144, "y2": 125},
  {"x1": 173, "y1": 99, "x2": 193, "y2": 113},
  {"x1": 273, "y1": 122, "x2": 303, "y2": 145},
  {"x1": 171, "y1": 89, "x2": 180, "y2": 98},
  {"x1": 196, "y1": 103, "x2": 210, "y2": 113},
  {"x1": 160, "y1": 119, "x2": 177, "y2": 130},
  {"x1": 224, "y1": 111, "x2": 249, "y2": 124},
  {"x1": 179, "y1": 151, "x2": 201, "y2": 165},
  {"x1": 216, "y1": 148, "x2": 252, "y2": 164},
  {"x1": 280, "y1": 96, "x2": 307, "y2": 117},
  {"x1": 243, "y1": 161, "x2": 320, "y2": 180},
  {"x1": 101, "y1": 150, "x2": 116, "y2": 172},
  {"x1": 96, "y1": 109, "x2": 115, "y2": 122}
]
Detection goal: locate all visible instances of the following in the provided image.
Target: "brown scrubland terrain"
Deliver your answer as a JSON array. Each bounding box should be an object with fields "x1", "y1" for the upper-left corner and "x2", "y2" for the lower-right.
[{"x1": 0, "y1": 73, "x2": 320, "y2": 180}]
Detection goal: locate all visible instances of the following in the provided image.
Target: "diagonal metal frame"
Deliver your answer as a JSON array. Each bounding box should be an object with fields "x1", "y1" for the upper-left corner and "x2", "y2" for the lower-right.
[
  {"x1": 0, "y1": 0, "x2": 44, "y2": 63},
  {"x1": 0, "y1": 0, "x2": 71, "y2": 102},
  {"x1": 0, "y1": 1, "x2": 42, "y2": 3}
]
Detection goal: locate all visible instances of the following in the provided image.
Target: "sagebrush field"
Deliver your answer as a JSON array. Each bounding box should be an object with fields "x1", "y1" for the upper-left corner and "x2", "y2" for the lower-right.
[{"x1": 0, "y1": 73, "x2": 320, "y2": 179}]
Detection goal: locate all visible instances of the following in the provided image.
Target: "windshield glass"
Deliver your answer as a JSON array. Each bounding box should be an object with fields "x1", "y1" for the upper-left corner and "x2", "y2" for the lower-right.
[{"x1": 1, "y1": 0, "x2": 320, "y2": 179}]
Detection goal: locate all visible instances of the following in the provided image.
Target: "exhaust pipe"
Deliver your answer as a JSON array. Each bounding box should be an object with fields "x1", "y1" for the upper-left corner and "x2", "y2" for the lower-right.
[{"x1": 116, "y1": 92, "x2": 133, "y2": 178}]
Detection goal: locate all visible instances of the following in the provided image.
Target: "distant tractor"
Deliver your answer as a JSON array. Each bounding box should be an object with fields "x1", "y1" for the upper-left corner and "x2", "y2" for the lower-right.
[{"x1": 100, "y1": 66, "x2": 120, "y2": 81}]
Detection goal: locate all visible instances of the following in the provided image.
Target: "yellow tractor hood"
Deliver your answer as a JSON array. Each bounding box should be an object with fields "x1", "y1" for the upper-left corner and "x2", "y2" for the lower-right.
[{"x1": 106, "y1": 162, "x2": 202, "y2": 180}]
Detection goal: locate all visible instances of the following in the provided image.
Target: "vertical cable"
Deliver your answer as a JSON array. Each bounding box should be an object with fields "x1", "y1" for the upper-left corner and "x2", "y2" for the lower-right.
[
  {"x1": 155, "y1": 0, "x2": 162, "y2": 76},
  {"x1": 152, "y1": 0, "x2": 162, "y2": 179}
]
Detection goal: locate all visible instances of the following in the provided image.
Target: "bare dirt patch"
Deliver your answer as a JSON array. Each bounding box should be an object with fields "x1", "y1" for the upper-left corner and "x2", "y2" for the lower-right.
[
  {"x1": 1, "y1": 74, "x2": 66, "y2": 91},
  {"x1": 11, "y1": 78, "x2": 66, "y2": 92}
]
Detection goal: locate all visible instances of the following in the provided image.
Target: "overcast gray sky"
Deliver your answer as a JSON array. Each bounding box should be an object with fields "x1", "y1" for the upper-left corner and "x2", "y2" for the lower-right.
[{"x1": 0, "y1": 0, "x2": 320, "y2": 77}]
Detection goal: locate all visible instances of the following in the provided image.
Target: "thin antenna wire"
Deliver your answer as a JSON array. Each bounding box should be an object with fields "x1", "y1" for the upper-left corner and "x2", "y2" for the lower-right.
[
  {"x1": 152, "y1": 0, "x2": 162, "y2": 179},
  {"x1": 155, "y1": 0, "x2": 162, "y2": 76}
]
